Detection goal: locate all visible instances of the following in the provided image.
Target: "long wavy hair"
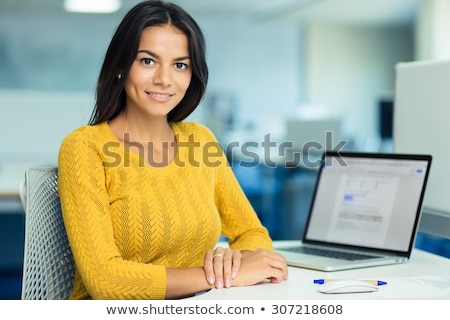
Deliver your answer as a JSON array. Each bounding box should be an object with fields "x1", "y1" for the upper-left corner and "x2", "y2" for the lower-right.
[{"x1": 89, "y1": 0, "x2": 208, "y2": 125}]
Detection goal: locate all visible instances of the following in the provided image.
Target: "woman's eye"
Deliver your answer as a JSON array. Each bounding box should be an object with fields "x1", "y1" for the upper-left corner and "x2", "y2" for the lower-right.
[
  {"x1": 141, "y1": 58, "x2": 154, "y2": 65},
  {"x1": 175, "y1": 63, "x2": 188, "y2": 70}
]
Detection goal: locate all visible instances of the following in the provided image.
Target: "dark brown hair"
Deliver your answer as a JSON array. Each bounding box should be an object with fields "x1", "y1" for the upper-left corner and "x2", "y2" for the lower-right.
[{"x1": 89, "y1": 0, "x2": 208, "y2": 125}]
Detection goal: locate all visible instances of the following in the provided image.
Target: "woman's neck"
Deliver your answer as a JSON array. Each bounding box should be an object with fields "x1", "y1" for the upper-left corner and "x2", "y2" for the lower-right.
[
  {"x1": 109, "y1": 111, "x2": 174, "y2": 144},
  {"x1": 108, "y1": 112, "x2": 177, "y2": 167}
]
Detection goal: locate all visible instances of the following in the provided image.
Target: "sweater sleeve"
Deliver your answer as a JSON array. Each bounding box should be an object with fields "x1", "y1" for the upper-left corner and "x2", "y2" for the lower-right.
[
  {"x1": 58, "y1": 129, "x2": 167, "y2": 299},
  {"x1": 197, "y1": 126, "x2": 274, "y2": 251},
  {"x1": 216, "y1": 163, "x2": 274, "y2": 251}
]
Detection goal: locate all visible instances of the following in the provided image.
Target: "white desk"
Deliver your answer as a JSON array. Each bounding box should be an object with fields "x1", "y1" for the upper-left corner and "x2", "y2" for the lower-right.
[{"x1": 190, "y1": 241, "x2": 450, "y2": 300}]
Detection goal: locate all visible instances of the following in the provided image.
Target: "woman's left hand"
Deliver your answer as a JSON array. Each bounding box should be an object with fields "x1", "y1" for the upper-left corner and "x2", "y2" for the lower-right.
[{"x1": 203, "y1": 247, "x2": 242, "y2": 289}]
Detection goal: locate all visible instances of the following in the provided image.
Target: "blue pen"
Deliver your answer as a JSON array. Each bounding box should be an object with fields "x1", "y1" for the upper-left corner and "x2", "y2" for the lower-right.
[{"x1": 313, "y1": 279, "x2": 387, "y2": 286}]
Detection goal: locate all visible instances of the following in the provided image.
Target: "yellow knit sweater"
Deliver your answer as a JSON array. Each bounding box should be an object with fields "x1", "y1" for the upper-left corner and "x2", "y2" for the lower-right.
[{"x1": 58, "y1": 121, "x2": 273, "y2": 300}]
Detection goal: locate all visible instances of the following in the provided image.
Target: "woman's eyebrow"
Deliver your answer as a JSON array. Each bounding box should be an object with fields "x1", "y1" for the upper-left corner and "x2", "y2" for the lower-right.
[{"x1": 138, "y1": 49, "x2": 190, "y2": 61}]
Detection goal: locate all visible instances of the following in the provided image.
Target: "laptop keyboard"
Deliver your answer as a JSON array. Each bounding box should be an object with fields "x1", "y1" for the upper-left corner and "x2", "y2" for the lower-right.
[{"x1": 282, "y1": 246, "x2": 379, "y2": 261}]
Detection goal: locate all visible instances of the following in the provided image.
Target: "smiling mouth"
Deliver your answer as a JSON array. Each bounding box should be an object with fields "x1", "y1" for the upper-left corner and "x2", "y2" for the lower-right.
[{"x1": 147, "y1": 92, "x2": 174, "y2": 98}]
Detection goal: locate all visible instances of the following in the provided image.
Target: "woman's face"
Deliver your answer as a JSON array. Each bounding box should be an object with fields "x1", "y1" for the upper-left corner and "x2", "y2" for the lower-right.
[{"x1": 124, "y1": 25, "x2": 192, "y2": 119}]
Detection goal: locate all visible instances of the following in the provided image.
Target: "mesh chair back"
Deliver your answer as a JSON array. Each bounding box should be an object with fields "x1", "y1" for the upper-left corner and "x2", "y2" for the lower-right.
[{"x1": 20, "y1": 166, "x2": 75, "y2": 300}]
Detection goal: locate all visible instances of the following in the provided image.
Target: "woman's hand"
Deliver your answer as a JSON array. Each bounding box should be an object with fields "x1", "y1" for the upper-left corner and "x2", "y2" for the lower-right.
[
  {"x1": 203, "y1": 247, "x2": 242, "y2": 289},
  {"x1": 203, "y1": 247, "x2": 288, "y2": 289},
  {"x1": 231, "y1": 248, "x2": 288, "y2": 286}
]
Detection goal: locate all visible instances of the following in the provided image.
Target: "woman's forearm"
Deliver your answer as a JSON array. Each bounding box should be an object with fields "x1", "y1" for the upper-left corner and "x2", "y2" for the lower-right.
[{"x1": 165, "y1": 267, "x2": 214, "y2": 299}]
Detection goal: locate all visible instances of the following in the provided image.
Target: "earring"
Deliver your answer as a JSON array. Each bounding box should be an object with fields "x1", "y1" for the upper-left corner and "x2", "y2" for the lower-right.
[{"x1": 117, "y1": 73, "x2": 122, "y2": 79}]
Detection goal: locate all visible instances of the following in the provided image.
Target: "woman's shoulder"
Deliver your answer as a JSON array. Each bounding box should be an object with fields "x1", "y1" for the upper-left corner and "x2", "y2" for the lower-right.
[
  {"x1": 173, "y1": 121, "x2": 217, "y2": 141},
  {"x1": 61, "y1": 122, "x2": 110, "y2": 146}
]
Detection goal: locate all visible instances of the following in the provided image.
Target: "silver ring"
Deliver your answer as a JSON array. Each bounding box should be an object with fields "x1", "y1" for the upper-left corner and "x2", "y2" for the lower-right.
[{"x1": 212, "y1": 253, "x2": 224, "y2": 259}]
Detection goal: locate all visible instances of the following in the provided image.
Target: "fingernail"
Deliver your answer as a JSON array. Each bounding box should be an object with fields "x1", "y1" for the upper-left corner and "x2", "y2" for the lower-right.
[
  {"x1": 225, "y1": 279, "x2": 231, "y2": 287},
  {"x1": 232, "y1": 271, "x2": 237, "y2": 279},
  {"x1": 208, "y1": 276, "x2": 214, "y2": 284},
  {"x1": 216, "y1": 280, "x2": 223, "y2": 289}
]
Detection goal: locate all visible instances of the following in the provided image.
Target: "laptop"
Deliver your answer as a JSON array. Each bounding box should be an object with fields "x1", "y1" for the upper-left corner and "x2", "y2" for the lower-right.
[{"x1": 277, "y1": 151, "x2": 432, "y2": 271}]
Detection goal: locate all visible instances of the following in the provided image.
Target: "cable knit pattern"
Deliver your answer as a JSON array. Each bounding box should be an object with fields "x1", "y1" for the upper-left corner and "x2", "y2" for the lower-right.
[{"x1": 58, "y1": 121, "x2": 273, "y2": 300}]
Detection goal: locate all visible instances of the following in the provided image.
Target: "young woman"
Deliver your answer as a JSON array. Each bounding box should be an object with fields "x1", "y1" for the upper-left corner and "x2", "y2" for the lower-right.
[{"x1": 58, "y1": 0, "x2": 288, "y2": 299}]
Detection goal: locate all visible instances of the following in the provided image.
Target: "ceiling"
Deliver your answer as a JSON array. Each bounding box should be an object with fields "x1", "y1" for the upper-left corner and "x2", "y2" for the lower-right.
[{"x1": 0, "y1": 0, "x2": 419, "y2": 27}]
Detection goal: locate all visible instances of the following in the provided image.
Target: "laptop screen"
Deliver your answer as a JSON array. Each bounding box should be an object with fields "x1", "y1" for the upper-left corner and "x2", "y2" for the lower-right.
[{"x1": 304, "y1": 152, "x2": 431, "y2": 253}]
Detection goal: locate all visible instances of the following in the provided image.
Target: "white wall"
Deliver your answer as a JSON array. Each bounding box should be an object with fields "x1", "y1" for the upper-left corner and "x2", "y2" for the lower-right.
[
  {"x1": 0, "y1": 90, "x2": 93, "y2": 163},
  {"x1": 194, "y1": 18, "x2": 305, "y2": 144},
  {"x1": 0, "y1": 89, "x2": 94, "y2": 193},
  {"x1": 305, "y1": 24, "x2": 414, "y2": 150},
  {"x1": 0, "y1": 12, "x2": 119, "y2": 91},
  {"x1": 415, "y1": 0, "x2": 450, "y2": 60}
]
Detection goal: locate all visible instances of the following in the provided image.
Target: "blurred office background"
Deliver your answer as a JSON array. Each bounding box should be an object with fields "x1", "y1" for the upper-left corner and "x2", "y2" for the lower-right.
[{"x1": 1, "y1": 0, "x2": 450, "y2": 299}]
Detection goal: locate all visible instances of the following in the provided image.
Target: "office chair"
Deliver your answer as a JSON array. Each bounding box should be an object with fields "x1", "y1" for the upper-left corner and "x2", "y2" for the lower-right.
[{"x1": 19, "y1": 166, "x2": 75, "y2": 300}]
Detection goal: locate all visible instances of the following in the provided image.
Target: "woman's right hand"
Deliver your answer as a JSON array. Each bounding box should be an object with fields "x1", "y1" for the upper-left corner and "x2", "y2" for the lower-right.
[{"x1": 231, "y1": 248, "x2": 288, "y2": 287}]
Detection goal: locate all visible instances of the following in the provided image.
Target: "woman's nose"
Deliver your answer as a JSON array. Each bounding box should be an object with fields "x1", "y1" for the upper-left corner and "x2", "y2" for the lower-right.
[{"x1": 153, "y1": 66, "x2": 171, "y2": 87}]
